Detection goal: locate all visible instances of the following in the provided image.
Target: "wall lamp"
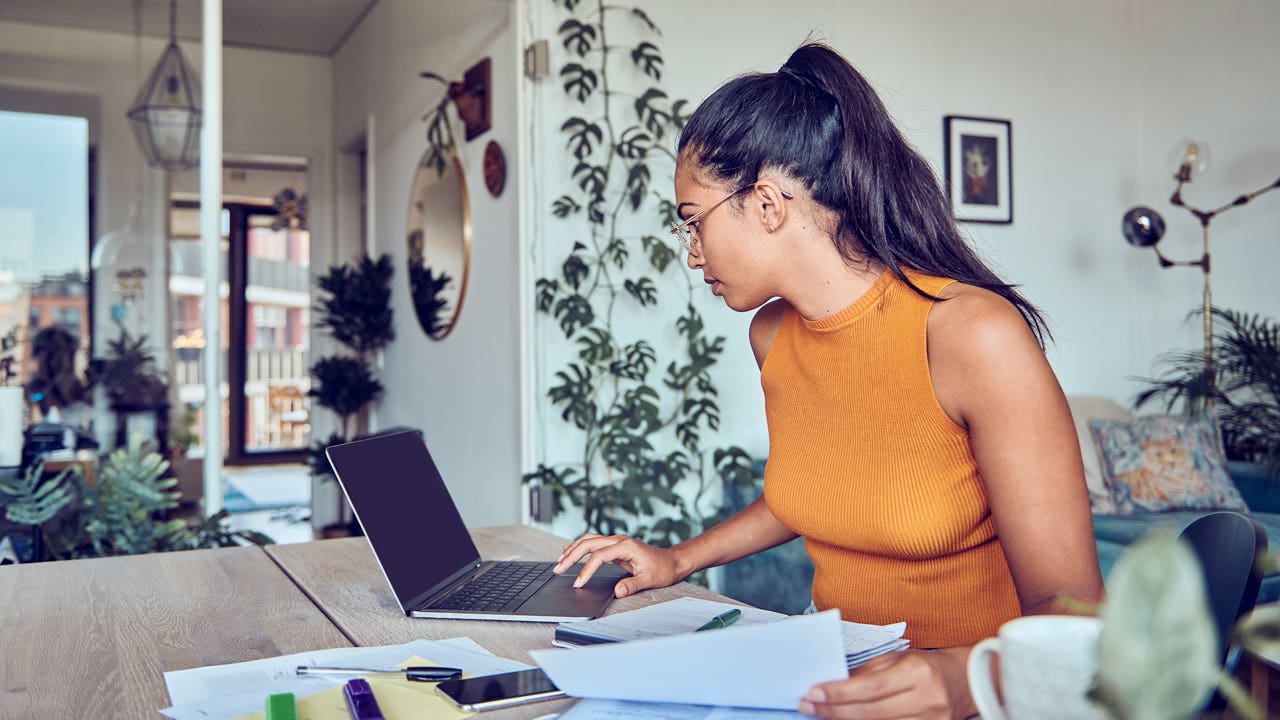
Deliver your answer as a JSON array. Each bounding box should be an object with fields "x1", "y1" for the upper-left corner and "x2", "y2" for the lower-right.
[{"x1": 1122, "y1": 140, "x2": 1280, "y2": 361}]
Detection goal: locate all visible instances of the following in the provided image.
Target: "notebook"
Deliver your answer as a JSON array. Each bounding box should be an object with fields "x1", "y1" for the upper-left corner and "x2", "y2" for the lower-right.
[
  {"x1": 553, "y1": 596, "x2": 910, "y2": 667},
  {"x1": 325, "y1": 430, "x2": 626, "y2": 622}
]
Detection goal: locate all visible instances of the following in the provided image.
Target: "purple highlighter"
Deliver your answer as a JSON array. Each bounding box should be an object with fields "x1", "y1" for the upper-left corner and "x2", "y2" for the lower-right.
[{"x1": 342, "y1": 678, "x2": 386, "y2": 720}]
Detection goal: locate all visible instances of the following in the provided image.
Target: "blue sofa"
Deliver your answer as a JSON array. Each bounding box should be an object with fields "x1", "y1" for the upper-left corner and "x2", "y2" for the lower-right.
[{"x1": 1094, "y1": 461, "x2": 1280, "y2": 604}]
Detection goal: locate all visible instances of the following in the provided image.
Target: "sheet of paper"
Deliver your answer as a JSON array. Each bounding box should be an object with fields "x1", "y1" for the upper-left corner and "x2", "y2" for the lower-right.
[
  {"x1": 532, "y1": 610, "x2": 846, "y2": 710},
  {"x1": 558, "y1": 698, "x2": 808, "y2": 719},
  {"x1": 557, "y1": 597, "x2": 784, "y2": 644},
  {"x1": 160, "y1": 638, "x2": 528, "y2": 720}
]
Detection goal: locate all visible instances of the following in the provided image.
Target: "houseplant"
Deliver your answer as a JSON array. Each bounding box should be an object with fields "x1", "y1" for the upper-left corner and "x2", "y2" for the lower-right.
[
  {"x1": 307, "y1": 253, "x2": 395, "y2": 527},
  {"x1": 523, "y1": 0, "x2": 754, "y2": 549},
  {"x1": 1136, "y1": 308, "x2": 1279, "y2": 477},
  {"x1": 89, "y1": 321, "x2": 167, "y2": 409},
  {"x1": 0, "y1": 434, "x2": 271, "y2": 562}
]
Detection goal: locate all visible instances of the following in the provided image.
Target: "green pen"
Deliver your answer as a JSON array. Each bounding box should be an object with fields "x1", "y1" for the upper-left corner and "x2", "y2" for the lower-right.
[{"x1": 695, "y1": 607, "x2": 742, "y2": 631}]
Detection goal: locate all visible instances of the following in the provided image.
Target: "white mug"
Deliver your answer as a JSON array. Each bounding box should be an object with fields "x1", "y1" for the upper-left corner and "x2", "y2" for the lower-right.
[{"x1": 967, "y1": 615, "x2": 1104, "y2": 720}]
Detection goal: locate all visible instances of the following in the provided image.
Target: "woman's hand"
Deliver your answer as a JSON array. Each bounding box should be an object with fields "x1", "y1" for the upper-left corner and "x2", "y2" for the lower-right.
[
  {"x1": 798, "y1": 648, "x2": 975, "y2": 720},
  {"x1": 551, "y1": 533, "x2": 684, "y2": 598}
]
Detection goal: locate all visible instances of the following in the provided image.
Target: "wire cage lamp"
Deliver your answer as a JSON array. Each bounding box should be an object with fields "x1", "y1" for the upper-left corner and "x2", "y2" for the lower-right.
[{"x1": 127, "y1": 0, "x2": 202, "y2": 171}]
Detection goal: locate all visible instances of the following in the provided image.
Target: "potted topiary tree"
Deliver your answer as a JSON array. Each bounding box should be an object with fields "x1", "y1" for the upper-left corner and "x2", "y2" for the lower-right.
[{"x1": 307, "y1": 254, "x2": 395, "y2": 533}]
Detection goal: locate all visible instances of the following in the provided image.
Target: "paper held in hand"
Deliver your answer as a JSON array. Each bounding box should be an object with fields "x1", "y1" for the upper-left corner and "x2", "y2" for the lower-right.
[
  {"x1": 553, "y1": 596, "x2": 908, "y2": 667},
  {"x1": 533, "y1": 610, "x2": 849, "y2": 710}
]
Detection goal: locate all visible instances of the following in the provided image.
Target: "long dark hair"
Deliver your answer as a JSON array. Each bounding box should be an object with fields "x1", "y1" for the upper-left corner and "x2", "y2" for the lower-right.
[{"x1": 677, "y1": 42, "x2": 1050, "y2": 345}]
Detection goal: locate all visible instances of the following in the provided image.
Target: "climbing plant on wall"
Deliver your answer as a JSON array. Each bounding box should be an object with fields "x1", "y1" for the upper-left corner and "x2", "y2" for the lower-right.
[{"x1": 524, "y1": 0, "x2": 754, "y2": 547}]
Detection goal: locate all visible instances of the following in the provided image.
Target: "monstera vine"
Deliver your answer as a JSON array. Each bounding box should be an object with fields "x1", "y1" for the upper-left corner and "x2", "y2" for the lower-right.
[{"x1": 523, "y1": 0, "x2": 754, "y2": 548}]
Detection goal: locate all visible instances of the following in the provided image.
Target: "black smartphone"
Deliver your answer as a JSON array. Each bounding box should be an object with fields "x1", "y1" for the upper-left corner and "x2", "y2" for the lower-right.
[{"x1": 434, "y1": 668, "x2": 565, "y2": 711}]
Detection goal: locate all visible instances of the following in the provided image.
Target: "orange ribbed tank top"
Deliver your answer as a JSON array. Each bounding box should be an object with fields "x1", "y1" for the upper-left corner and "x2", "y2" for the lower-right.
[{"x1": 761, "y1": 269, "x2": 1020, "y2": 648}]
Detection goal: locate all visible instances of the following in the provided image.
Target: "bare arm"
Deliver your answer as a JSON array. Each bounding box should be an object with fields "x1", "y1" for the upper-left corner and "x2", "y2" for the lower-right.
[{"x1": 928, "y1": 285, "x2": 1104, "y2": 614}]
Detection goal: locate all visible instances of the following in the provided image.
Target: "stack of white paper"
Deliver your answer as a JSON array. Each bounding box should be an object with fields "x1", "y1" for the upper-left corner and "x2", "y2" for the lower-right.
[
  {"x1": 533, "y1": 610, "x2": 849, "y2": 710},
  {"x1": 555, "y1": 596, "x2": 908, "y2": 668}
]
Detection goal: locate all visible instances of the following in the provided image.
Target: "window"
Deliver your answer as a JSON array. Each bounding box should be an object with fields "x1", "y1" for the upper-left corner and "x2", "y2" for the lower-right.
[{"x1": 0, "y1": 111, "x2": 91, "y2": 407}]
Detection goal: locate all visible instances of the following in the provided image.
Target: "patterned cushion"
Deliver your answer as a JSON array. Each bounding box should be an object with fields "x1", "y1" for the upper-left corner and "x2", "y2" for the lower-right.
[{"x1": 1092, "y1": 414, "x2": 1247, "y2": 514}]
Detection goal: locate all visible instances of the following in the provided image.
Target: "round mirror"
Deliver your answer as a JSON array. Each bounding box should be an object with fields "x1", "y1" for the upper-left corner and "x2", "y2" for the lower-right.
[{"x1": 406, "y1": 151, "x2": 472, "y2": 340}]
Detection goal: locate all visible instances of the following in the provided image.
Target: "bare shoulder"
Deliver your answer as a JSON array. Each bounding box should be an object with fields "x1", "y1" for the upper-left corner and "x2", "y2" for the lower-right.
[
  {"x1": 929, "y1": 283, "x2": 1042, "y2": 360},
  {"x1": 749, "y1": 298, "x2": 791, "y2": 369},
  {"x1": 928, "y1": 283, "x2": 1050, "y2": 427}
]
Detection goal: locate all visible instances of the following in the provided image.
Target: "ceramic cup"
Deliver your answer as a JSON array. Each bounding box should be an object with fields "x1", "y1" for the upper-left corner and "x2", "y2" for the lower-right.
[{"x1": 966, "y1": 615, "x2": 1104, "y2": 720}]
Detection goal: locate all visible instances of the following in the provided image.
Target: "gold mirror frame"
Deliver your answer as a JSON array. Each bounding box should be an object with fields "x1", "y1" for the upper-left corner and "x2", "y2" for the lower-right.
[{"x1": 406, "y1": 150, "x2": 472, "y2": 340}]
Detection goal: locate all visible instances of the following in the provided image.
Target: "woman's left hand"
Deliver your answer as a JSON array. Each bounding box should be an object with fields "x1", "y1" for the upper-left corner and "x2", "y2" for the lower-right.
[{"x1": 798, "y1": 648, "x2": 974, "y2": 720}]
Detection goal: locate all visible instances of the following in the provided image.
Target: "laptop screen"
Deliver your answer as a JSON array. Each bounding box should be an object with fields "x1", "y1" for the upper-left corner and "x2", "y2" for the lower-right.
[{"x1": 325, "y1": 431, "x2": 482, "y2": 611}]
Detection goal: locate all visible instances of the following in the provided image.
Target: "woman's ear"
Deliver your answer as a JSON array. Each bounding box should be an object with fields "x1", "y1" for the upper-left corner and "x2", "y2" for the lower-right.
[{"x1": 751, "y1": 180, "x2": 790, "y2": 233}]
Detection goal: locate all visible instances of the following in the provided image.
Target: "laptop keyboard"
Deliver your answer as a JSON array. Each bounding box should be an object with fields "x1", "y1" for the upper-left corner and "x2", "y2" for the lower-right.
[{"x1": 429, "y1": 561, "x2": 557, "y2": 612}]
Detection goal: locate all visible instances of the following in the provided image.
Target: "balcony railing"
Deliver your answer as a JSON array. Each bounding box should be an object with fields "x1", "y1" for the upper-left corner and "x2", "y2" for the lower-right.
[{"x1": 172, "y1": 347, "x2": 311, "y2": 453}]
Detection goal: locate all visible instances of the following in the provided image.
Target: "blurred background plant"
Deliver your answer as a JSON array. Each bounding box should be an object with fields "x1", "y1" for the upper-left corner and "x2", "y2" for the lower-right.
[
  {"x1": 1137, "y1": 308, "x2": 1279, "y2": 477},
  {"x1": 0, "y1": 434, "x2": 271, "y2": 562}
]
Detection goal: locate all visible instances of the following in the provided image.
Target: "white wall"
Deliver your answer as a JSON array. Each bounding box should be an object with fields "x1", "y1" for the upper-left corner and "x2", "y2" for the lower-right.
[
  {"x1": 332, "y1": 0, "x2": 523, "y2": 527},
  {"x1": 525, "y1": 0, "x2": 1280, "y2": 490}
]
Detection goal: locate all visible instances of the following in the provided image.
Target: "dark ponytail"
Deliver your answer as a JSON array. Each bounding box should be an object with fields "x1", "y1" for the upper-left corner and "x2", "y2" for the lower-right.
[{"x1": 678, "y1": 43, "x2": 1050, "y2": 345}]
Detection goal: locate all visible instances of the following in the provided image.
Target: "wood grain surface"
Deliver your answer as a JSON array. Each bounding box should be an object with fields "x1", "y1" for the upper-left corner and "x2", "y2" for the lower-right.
[{"x1": 0, "y1": 545, "x2": 351, "y2": 720}]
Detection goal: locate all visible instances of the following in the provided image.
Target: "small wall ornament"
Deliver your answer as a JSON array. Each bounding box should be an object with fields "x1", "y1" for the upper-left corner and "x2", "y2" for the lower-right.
[{"x1": 483, "y1": 140, "x2": 506, "y2": 198}]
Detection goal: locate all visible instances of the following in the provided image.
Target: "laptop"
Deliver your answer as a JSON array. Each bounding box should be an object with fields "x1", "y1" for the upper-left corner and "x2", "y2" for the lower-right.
[{"x1": 325, "y1": 430, "x2": 626, "y2": 622}]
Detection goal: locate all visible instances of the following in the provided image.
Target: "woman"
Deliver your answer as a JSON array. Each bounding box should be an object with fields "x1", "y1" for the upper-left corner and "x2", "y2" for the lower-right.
[{"x1": 552, "y1": 42, "x2": 1103, "y2": 719}]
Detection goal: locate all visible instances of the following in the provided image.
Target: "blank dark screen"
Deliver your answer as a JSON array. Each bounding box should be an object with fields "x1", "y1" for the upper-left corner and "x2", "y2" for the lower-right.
[{"x1": 326, "y1": 431, "x2": 480, "y2": 609}]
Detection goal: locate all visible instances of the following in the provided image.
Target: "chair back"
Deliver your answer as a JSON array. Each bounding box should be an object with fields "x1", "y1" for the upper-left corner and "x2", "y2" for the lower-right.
[{"x1": 1178, "y1": 511, "x2": 1268, "y2": 664}]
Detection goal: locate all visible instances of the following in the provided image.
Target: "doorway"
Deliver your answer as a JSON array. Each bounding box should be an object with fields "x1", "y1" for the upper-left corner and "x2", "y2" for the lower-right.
[{"x1": 167, "y1": 161, "x2": 312, "y2": 469}]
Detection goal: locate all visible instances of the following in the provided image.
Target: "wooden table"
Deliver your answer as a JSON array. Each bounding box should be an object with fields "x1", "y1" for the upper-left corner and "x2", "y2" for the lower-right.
[
  {"x1": 0, "y1": 525, "x2": 730, "y2": 719},
  {"x1": 0, "y1": 545, "x2": 352, "y2": 719}
]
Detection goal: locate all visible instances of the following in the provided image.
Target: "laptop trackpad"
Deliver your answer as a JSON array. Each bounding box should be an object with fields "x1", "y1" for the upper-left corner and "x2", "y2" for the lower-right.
[{"x1": 518, "y1": 563, "x2": 629, "y2": 617}]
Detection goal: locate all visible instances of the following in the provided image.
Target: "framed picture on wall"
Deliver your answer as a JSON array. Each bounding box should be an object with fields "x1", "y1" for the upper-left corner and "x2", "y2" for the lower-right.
[{"x1": 943, "y1": 116, "x2": 1012, "y2": 224}]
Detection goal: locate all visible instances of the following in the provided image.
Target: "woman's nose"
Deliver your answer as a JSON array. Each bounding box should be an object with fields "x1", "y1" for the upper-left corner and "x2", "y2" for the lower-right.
[{"x1": 686, "y1": 248, "x2": 704, "y2": 269}]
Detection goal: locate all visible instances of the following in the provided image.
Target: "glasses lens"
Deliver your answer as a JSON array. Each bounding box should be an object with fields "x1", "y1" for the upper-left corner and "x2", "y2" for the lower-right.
[{"x1": 669, "y1": 222, "x2": 691, "y2": 253}]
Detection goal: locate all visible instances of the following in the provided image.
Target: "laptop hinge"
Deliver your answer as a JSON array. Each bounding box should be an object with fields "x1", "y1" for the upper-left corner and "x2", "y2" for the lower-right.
[{"x1": 403, "y1": 560, "x2": 485, "y2": 614}]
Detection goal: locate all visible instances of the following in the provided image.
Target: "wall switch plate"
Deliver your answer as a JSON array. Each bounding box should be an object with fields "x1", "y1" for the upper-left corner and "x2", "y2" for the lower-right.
[{"x1": 529, "y1": 485, "x2": 556, "y2": 524}]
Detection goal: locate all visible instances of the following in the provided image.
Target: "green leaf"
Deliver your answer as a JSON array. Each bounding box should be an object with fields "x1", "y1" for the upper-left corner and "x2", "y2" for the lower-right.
[
  {"x1": 623, "y1": 277, "x2": 658, "y2": 306},
  {"x1": 562, "y1": 254, "x2": 590, "y2": 290},
  {"x1": 576, "y1": 326, "x2": 614, "y2": 364},
  {"x1": 553, "y1": 294, "x2": 595, "y2": 337},
  {"x1": 535, "y1": 278, "x2": 560, "y2": 313},
  {"x1": 625, "y1": 163, "x2": 651, "y2": 210},
  {"x1": 630, "y1": 41, "x2": 664, "y2": 81},
  {"x1": 617, "y1": 385, "x2": 661, "y2": 433},
  {"x1": 561, "y1": 117, "x2": 603, "y2": 160},
  {"x1": 572, "y1": 163, "x2": 608, "y2": 196},
  {"x1": 0, "y1": 462, "x2": 76, "y2": 527},
  {"x1": 552, "y1": 195, "x2": 582, "y2": 217},
  {"x1": 605, "y1": 238, "x2": 629, "y2": 269},
  {"x1": 1093, "y1": 531, "x2": 1219, "y2": 720},
  {"x1": 714, "y1": 447, "x2": 756, "y2": 488},
  {"x1": 631, "y1": 8, "x2": 659, "y2": 33},
  {"x1": 634, "y1": 88, "x2": 671, "y2": 138},
  {"x1": 657, "y1": 199, "x2": 680, "y2": 226},
  {"x1": 615, "y1": 127, "x2": 651, "y2": 159},
  {"x1": 642, "y1": 235, "x2": 677, "y2": 273},
  {"x1": 682, "y1": 397, "x2": 721, "y2": 432},
  {"x1": 587, "y1": 196, "x2": 607, "y2": 225},
  {"x1": 672, "y1": 99, "x2": 691, "y2": 129},
  {"x1": 559, "y1": 19, "x2": 597, "y2": 57},
  {"x1": 610, "y1": 340, "x2": 657, "y2": 381},
  {"x1": 561, "y1": 63, "x2": 599, "y2": 103},
  {"x1": 549, "y1": 363, "x2": 596, "y2": 429}
]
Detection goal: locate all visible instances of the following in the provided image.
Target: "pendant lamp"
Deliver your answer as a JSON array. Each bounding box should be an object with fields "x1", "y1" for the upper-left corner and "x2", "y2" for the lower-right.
[{"x1": 127, "y1": 0, "x2": 201, "y2": 171}]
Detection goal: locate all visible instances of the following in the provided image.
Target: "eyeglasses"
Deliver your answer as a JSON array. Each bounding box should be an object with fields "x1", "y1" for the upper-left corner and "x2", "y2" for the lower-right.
[{"x1": 668, "y1": 183, "x2": 794, "y2": 254}]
